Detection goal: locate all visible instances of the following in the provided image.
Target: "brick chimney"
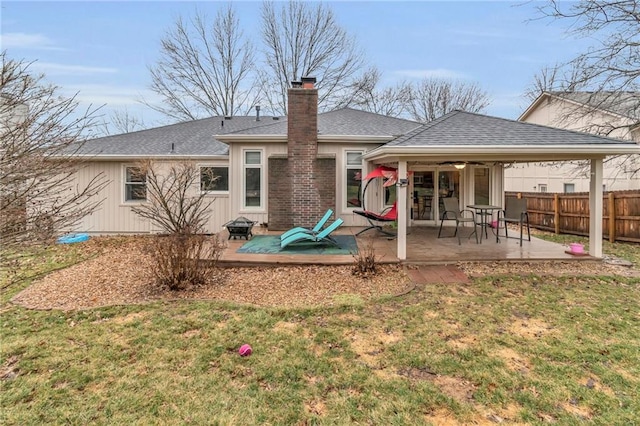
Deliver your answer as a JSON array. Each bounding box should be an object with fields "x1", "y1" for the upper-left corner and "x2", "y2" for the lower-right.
[{"x1": 268, "y1": 77, "x2": 336, "y2": 230}]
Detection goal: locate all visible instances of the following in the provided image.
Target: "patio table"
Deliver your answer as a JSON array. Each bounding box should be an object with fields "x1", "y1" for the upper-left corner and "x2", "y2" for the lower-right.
[{"x1": 466, "y1": 204, "x2": 502, "y2": 243}]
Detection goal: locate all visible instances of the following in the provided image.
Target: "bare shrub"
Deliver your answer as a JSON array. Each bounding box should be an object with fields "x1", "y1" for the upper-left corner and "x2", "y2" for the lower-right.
[
  {"x1": 147, "y1": 233, "x2": 225, "y2": 291},
  {"x1": 352, "y1": 239, "x2": 380, "y2": 278},
  {"x1": 131, "y1": 160, "x2": 214, "y2": 235}
]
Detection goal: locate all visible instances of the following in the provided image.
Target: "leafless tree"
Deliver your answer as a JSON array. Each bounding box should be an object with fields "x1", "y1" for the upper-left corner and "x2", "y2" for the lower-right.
[
  {"x1": 260, "y1": 1, "x2": 366, "y2": 114},
  {"x1": 537, "y1": 0, "x2": 640, "y2": 94},
  {"x1": 0, "y1": 52, "x2": 108, "y2": 253},
  {"x1": 97, "y1": 107, "x2": 147, "y2": 136},
  {"x1": 145, "y1": 5, "x2": 259, "y2": 121},
  {"x1": 526, "y1": 1, "x2": 640, "y2": 178},
  {"x1": 130, "y1": 160, "x2": 215, "y2": 234},
  {"x1": 337, "y1": 67, "x2": 412, "y2": 117},
  {"x1": 406, "y1": 78, "x2": 490, "y2": 122},
  {"x1": 531, "y1": 1, "x2": 640, "y2": 133}
]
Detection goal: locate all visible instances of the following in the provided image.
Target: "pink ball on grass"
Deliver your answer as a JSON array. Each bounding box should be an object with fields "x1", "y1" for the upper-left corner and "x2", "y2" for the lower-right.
[{"x1": 238, "y1": 344, "x2": 252, "y2": 357}]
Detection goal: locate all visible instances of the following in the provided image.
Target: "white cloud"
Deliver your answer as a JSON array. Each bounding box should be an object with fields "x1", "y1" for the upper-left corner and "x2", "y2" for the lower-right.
[
  {"x1": 394, "y1": 69, "x2": 468, "y2": 80},
  {"x1": 61, "y1": 84, "x2": 159, "y2": 108},
  {"x1": 30, "y1": 62, "x2": 118, "y2": 76},
  {"x1": 0, "y1": 32, "x2": 63, "y2": 50}
]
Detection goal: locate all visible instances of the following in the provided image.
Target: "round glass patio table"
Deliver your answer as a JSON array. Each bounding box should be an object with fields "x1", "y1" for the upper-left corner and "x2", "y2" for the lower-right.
[{"x1": 466, "y1": 204, "x2": 502, "y2": 243}]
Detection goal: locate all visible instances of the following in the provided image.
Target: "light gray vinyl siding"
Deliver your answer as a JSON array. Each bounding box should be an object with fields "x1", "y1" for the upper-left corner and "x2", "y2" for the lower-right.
[{"x1": 74, "y1": 161, "x2": 230, "y2": 235}]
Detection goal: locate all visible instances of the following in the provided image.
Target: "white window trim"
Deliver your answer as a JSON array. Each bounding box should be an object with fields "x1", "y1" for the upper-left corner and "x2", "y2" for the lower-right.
[
  {"x1": 344, "y1": 149, "x2": 364, "y2": 211},
  {"x1": 241, "y1": 149, "x2": 264, "y2": 211},
  {"x1": 122, "y1": 165, "x2": 147, "y2": 204},
  {"x1": 198, "y1": 163, "x2": 230, "y2": 195}
]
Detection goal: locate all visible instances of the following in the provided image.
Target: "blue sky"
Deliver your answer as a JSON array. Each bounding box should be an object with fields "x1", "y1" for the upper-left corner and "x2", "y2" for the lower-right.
[{"x1": 1, "y1": 1, "x2": 589, "y2": 129}]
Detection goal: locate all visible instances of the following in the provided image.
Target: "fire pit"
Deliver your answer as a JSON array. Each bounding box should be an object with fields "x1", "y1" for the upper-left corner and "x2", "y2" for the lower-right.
[{"x1": 224, "y1": 217, "x2": 257, "y2": 240}]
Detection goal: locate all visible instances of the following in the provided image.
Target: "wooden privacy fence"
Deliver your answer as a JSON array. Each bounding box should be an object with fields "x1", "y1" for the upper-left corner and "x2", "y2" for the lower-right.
[{"x1": 506, "y1": 190, "x2": 640, "y2": 243}]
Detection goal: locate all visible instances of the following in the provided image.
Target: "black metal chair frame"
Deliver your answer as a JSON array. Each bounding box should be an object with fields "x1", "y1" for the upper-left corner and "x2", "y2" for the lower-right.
[
  {"x1": 437, "y1": 197, "x2": 478, "y2": 245},
  {"x1": 496, "y1": 198, "x2": 531, "y2": 246},
  {"x1": 354, "y1": 203, "x2": 397, "y2": 236}
]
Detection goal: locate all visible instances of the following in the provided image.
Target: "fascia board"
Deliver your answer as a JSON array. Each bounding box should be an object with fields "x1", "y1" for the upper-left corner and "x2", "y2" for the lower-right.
[
  {"x1": 214, "y1": 135, "x2": 287, "y2": 143},
  {"x1": 215, "y1": 134, "x2": 392, "y2": 143},
  {"x1": 363, "y1": 145, "x2": 640, "y2": 161},
  {"x1": 518, "y1": 92, "x2": 548, "y2": 121},
  {"x1": 318, "y1": 135, "x2": 393, "y2": 142},
  {"x1": 53, "y1": 154, "x2": 230, "y2": 161}
]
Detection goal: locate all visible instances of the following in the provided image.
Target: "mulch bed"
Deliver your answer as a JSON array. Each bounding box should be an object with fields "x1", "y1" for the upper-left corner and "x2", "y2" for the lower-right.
[{"x1": 10, "y1": 236, "x2": 639, "y2": 311}]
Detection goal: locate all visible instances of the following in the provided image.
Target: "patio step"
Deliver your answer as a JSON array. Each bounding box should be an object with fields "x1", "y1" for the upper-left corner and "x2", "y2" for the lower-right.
[{"x1": 407, "y1": 265, "x2": 469, "y2": 284}]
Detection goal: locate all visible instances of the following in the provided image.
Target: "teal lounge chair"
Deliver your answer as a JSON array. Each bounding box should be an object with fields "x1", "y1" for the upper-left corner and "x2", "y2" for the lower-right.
[
  {"x1": 280, "y1": 218, "x2": 344, "y2": 249},
  {"x1": 280, "y1": 209, "x2": 333, "y2": 241}
]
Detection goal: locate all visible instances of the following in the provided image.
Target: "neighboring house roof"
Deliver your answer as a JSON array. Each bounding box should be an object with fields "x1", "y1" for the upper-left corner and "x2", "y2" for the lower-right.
[
  {"x1": 217, "y1": 107, "x2": 421, "y2": 138},
  {"x1": 73, "y1": 115, "x2": 280, "y2": 158},
  {"x1": 365, "y1": 110, "x2": 639, "y2": 163},
  {"x1": 519, "y1": 91, "x2": 640, "y2": 122},
  {"x1": 550, "y1": 91, "x2": 640, "y2": 120}
]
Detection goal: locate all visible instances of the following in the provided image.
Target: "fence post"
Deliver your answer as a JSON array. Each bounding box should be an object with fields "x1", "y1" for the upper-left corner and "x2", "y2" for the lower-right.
[
  {"x1": 608, "y1": 192, "x2": 616, "y2": 243},
  {"x1": 554, "y1": 193, "x2": 560, "y2": 235}
]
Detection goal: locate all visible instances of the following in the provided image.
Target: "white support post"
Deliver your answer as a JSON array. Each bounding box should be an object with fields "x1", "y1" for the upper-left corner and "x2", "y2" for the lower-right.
[
  {"x1": 589, "y1": 159, "x2": 604, "y2": 258},
  {"x1": 397, "y1": 160, "x2": 408, "y2": 260}
]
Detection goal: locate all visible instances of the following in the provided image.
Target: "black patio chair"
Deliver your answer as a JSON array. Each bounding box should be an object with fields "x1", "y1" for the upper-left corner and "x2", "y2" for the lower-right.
[
  {"x1": 496, "y1": 198, "x2": 530, "y2": 246},
  {"x1": 437, "y1": 197, "x2": 478, "y2": 245}
]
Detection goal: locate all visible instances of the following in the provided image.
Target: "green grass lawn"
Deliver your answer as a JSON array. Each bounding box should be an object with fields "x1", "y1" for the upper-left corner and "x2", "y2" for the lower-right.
[{"x1": 2, "y1": 241, "x2": 639, "y2": 425}]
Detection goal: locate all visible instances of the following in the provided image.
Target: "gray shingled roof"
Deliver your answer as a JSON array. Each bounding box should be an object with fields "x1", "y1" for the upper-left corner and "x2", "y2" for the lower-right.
[
  {"x1": 220, "y1": 108, "x2": 421, "y2": 137},
  {"x1": 550, "y1": 91, "x2": 640, "y2": 120},
  {"x1": 386, "y1": 110, "x2": 637, "y2": 147},
  {"x1": 75, "y1": 108, "x2": 419, "y2": 157},
  {"x1": 75, "y1": 116, "x2": 280, "y2": 157}
]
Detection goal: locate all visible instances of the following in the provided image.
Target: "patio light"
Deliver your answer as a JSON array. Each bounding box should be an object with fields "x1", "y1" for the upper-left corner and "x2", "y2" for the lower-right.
[{"x1": 454, "y1": 163, "x2": 466, "y2": 170}]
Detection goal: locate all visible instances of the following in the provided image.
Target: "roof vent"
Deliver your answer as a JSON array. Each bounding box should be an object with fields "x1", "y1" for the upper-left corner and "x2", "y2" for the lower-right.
[{"x1": 256, "y1": 105, "x2": 261, "y2": 121}]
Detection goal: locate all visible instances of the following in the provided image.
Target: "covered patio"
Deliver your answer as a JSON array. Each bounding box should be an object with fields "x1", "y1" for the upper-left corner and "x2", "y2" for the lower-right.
[
  {"x1": 219, "y1": 225, "x2": 588, "y2": 266},
  {"x1": 361, "y1": 111, "x2": 640, "y2": 261}
]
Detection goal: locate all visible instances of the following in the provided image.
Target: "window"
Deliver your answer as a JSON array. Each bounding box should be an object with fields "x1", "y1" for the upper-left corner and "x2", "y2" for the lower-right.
[
  {"x1": 243, "y1": 151, "x2": 262, "y2": 208},
  {"x1": 346, "y1": 151, "x2": 363, "y2": 208},
  {"x1": 385, "y1": 185, "x2": 396, "y2": 206},
  {"x1": 474, "y1": 167, "x2": 490, "y2": 205},
  {"x1": 564, "y1": 183, "x2": 575, "y2": 193},
  {"x1": 200, "y1": 166, "x2": 229, "y2": 192},
  {"x1": 124, "y1": 166, "x2": 146, "y2": 201},
  {"x1": 538, "y1": 184, "x2": 547, "y2": 193}
]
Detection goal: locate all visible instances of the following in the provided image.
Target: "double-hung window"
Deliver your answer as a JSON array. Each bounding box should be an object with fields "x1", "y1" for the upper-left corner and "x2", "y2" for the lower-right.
[
  {"x1": 200, "y1": 166, "x2": 229, "y2": 193},
  {"x1": 346, "y1": 151, "x2": 363, "y2": 208},
  {"x1": 124, "y1": 166, "x2": 146, "y2": 202},
  {"x1": 243, "y1": 150, "x2": 262, "y2": 208}
]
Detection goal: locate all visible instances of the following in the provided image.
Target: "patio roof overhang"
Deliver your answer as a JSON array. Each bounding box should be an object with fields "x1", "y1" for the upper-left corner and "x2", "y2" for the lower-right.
[{"x1": 362, "y1": 144, "x2": 640, "y2": 164}]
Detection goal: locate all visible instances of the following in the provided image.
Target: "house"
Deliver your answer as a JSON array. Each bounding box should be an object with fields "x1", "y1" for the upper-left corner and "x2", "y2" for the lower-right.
[
  {"x1": 506, "y1": 91, "x2": 640, "y2": 193},
  {"x1": 70, "y1": 79, "x2": 640, "y2": 259}
]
